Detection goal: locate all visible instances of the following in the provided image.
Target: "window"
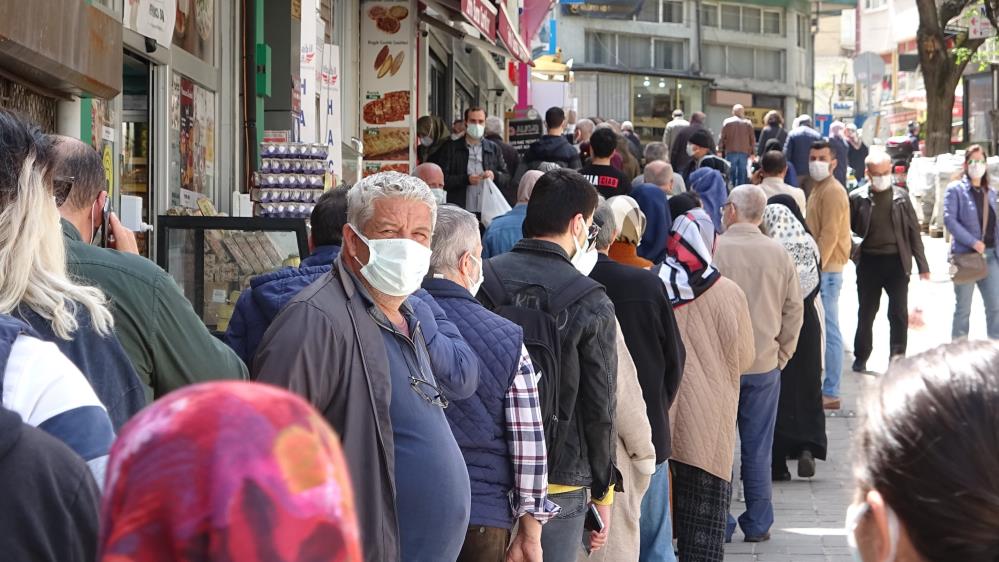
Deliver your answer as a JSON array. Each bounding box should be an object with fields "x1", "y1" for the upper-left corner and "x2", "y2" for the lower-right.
[
  {"x1": 728, "y1": 47, "x2": 754, "y2": 78},
  {"x1": 756, "y1": 49, "x2": 784, "y2": 81},
  {"x1": 797, "y1": 14, "x2": 810, "y2": 48},
  {"x1": 619, "y1": 35, "x2": 652, "y2": 68},
  {"x1": 655, "y1": 39, "x2": 683, "y2": 70},
  {"x1": 663, "y1": 0, "x2": 683, "y2": 23},
  {"x1": 763, "y1": 11, "x2": 782, "y2": 34},
  {"x1": 721, "y1": 4, "x2": 741, "y2": 30},
  {"x1": 637, "y1": 0, "x2": 659, "y2": 22},
  {"x1": 743, "y1": 7, "x2": 761, "y2": 34},
  {"x1": 702, "y1": 43, "x2": 726, "y2": 74},
  {"x1": 586, "y1": 31, "x2": 615, "y2": 64},
  {"x1": 701, "y1": 3, "x2": 719, "y2": 27},
  {"x1": 703, "y1": 44, "x2": 786, "y2": 81}
]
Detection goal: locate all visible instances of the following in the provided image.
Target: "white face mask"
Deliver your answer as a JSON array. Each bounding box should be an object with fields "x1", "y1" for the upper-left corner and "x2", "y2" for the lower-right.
[
  {"x1": 570, "y1": 218, "x2": 599, "y2": 276},
  {"x1": 809, "y1": 161, "x2": 832, "y2": 181},
  {"x1": 431, "y1": 188, "x2": 447, "y2": 205},
  {"x1": 686, "y1": 144, "x2": 696, "y2": 157},
  {"x1": 870, "y1": 175, "x2": 892, "y2": 192},
  {"x1": 969, "y1": 162, "x2": 988, "y2": 180},
  {"x1": 467, "y1": 254, "x2": 485, "y2": 296},
  {"x1": 466, "y1": 124, "x2": 485, "y2": 140},
  {"x1": 349, "y1": 224, "x2": 432, "y2": 297},
  {"x1": 845, "y1": 501, "x2": 900, "y2": 562},
  {"x1": 420, "y1": 135, "x2": 434, "y2": 147},
  {"x1": 451, "y1": 132, "x2": 464, "y2": 141}
]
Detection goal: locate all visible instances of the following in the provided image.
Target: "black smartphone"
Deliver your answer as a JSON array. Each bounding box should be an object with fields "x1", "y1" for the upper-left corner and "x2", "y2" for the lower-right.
[
  {"x1": 581, "y1": 504, "x2": 605, "y2": 555},
  {"x1": 99, "y1": 197, "x2": 112, "y2": 248}
]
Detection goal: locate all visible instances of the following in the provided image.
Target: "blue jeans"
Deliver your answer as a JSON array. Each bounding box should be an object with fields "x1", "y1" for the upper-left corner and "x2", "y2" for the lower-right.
[
  {"x1": 541, "y1": 488, "x2": 587, "y2": 562},
  {"x1": 728, "y1": 370, "x2": 781, "y2": 539},
  {"x1": 820, "y1": 272, "x2": 844, "y2": 398},
  {"x1": 726, "y1": 151, "x2": 749, "y2": 186},
  {"x1": 953, "y1": 253, "x2": 999, "y2": 339},
  {"x1": 639, "y1": 461, "x2": 677, "y2": 562}
]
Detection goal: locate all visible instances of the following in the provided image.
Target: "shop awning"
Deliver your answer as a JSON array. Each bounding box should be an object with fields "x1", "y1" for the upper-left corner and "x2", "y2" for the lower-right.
[
  {"x1": 572, "y1": 64, "x2": 714, "y2": 82},
  {"x1": 498, "y1": 4, "x2": 532, "y2": 64},
  {"x1": 531, "y1": 52, "x2": 571, "y2": 81},
  {"x1": 421, "y1": 0, "x2": 532, "y2": 64},
  {"x1": 522, "y1": 0, "x2": 557, "y2": 47},
  {"x1": 460, "y1": 0, "x2": 497, "y2": 43}
]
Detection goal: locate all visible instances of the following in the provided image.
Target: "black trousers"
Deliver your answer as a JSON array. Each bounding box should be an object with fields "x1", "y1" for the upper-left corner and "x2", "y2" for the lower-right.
[{"x1": 854, "y1": 253, "x2": 909, "y2": 362}]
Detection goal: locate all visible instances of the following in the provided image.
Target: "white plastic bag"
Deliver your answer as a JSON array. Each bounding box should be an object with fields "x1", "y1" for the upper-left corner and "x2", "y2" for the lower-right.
[{"x1": 480, "y1": 178, "x2": 511, "y2": 227}]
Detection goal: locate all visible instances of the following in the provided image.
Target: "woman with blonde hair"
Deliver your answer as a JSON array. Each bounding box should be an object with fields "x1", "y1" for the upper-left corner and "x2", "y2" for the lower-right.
[{"x1": 0, "y1": 110, "x2": 143, "y2": 428}]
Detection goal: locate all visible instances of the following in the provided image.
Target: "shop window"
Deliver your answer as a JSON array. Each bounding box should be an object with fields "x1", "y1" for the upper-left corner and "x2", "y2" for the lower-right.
[
  {"x1": 702, "y1": 44, "x2": 726, "y2": 75},
  {"x1": 797, "y1": 14, "x2": 809, "y2": 48},
  {"x1": 585, "y1": 31, "x2": 615, "y2": 65},
  {"x1": 618, "y1": 35, "x2": 652, "y2": 68},
  {"x1": 756, "y1": 49, "x2": 784, "y2": 81},
  {"x1": 763, "y1": 11, "x2": 782, "y2": 34},
  {"x1": 721, "y1": 5, "x2": 740, "y2": 30},
  {"x1": 173, "y1": 0, "x2": 215, "y2": 64},
  {"x1": 743, "y1": 7, "x2": 762, "y2": 34},
  {"x1": 655, "y1": 40, "x2": 684, "y2": 70},
  {"x1": 663, "y1": 1, "x2": 683, "y2": 23},
  {"x1": 727, "y1": 47, "x2": 754, "y2": 78},
  {"x1": 636, "y1": 0, "x2": 659, "y2": 23},
  {"x1": 429, "y1": 53, "x2": 448, "y2": 121},
  {"x1": 169, "y1": 74, "x2": 216, "y2": 209},
  {"x1": 700, "y1": 3, "x2": 719, "y2": 27}
]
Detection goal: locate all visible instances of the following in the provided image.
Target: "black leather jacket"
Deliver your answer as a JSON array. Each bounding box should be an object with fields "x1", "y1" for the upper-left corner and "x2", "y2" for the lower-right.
[
  {"x1": 431, "y1": 137, "x2": 510, "y2": 210},
  {"x1": 481, "y1": 239, "x2": 619, "y2": 499},
  {"x1": 850, "y1": 185, "x2": 929, "y2": 276}
]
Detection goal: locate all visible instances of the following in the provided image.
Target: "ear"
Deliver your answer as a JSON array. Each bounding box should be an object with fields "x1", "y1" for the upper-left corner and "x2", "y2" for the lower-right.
[
  {"x1": 341, "y1": 223, "x2": 365, "y2": 264},
  {"x1": 95, "y1": 191, "x2": 109, "y2": 220},
  {"x1": 865, "y1": 490, "x2": 894, "y2": 562}
]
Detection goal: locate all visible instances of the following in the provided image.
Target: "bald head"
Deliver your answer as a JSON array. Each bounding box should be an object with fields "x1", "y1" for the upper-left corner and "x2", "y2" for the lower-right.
[
  {"x1": 413, "y1": 163, "x2": 444, "y2": 189},
  {"x1": 576, "y1": 118, "x2": 595, "y2": 142},
  {"x1": 644, "y1": 161, "x2": 674, "y2": 193},
  {"x1": 725, "y1": 184, "x2": 767, "y2": 226},
  {"x1": 50, "y1": 135, "x2": 106, "y2": 211},
  {"x1": 690, "y1": 112, "x2": 706, "y2": 125},
  {"x1": 732, "y1": 104, "x2": 745, "y2": 117}
]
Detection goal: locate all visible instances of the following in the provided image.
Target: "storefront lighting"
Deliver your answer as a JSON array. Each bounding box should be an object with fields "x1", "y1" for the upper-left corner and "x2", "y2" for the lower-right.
[
  {"x1": 678, "y1": 83, "x2": 683, "y2": 89},
  {"x1": 643, "y1": 79, "x2": 650, "y2": 86},
  {"x1": 658, "y1": 80, "x2": 666, "y2": 88}
]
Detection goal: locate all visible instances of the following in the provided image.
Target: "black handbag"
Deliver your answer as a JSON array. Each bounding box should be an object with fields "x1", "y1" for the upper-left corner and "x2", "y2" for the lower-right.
[{"x1": 949, "y1": 191, "x2": 991, "y2": 285}]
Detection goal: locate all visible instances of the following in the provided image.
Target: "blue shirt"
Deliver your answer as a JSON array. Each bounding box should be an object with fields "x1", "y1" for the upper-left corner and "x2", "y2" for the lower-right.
[
  {"x1": 483, "y1": 204, "x2": 528, "y2": 258},
  {"x1": 372, "y1": 303, "x2": 470, "y2": 561}
]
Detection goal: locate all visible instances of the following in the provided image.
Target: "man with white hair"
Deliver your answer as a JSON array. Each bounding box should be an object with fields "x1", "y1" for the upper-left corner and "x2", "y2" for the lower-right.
[
  {"x1": 662, "y1": 109, "x2": 689, "y2": 153},
  {"x1": 622, "y1": 120, "x2": 643, "y2": 158},
  {"x1": 253, "y1": 172, "x2": 479, "y2": 562},
  {"x1": 416, "y1": 205, "x2": 558, "y2": 562},
  {"x1": 576, "y1": 118, "x2": 596, "y2": 162},
  {"x1": 644, "y1": 160, "x2": 676, "y2": 195},
  {"x1": 713, "y1": 184, "x2": 803, "y2": 544},
  {"x1": 849, "y1": 150, "x2": 929, "y2": 373},
  {"x1": 719, "y1": 104, "x2": 756, "y2": 188}
]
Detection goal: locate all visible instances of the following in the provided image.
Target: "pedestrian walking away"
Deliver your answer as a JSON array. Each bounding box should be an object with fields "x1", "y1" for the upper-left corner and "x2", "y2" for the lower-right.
[
  {"x1": 662, "y1": 109, "x2": 690, "y2": 154},
  {"x1": 783, "y1": 115, "x2": 823, "y2": 197},
  {"x1": 714, "y1": 185, "x2": 803, "y2": 543},
  {"x1": 756, "y1": 111, "x2": 787, "y2": 158},
  {"x1": 719, "y1": 104, "x2": 756, "y2": 187},
  {"x1": 849, "y1": 151, "x2": 929, "y2": 372},
  {"x1": 943, "y1": 144, "x2": 999, "y2": 340},
  {"x1": 805, "y1": 140, "x2": 851, "y2": 409}
]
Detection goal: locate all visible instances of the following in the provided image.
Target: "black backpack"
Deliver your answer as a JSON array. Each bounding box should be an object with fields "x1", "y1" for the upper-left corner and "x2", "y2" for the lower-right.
[{"x1": 479, "y1": 259, "x2": 602, "y2": 456}]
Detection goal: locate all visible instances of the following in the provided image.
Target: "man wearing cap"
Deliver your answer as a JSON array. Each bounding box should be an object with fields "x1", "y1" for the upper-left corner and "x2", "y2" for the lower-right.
[
  {"x1": 662, "y1": 109, "x2": 689, "y2": 154},
  {"x1": 683, "y1": 129, "x2": 731, "y2": 186},
  {"x1": 783, "y1": 115, "x2": 823, "y2": 197}
]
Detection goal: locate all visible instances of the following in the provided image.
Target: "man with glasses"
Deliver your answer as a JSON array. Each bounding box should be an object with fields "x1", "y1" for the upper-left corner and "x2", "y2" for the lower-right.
[
  {"x1": 481, "y1": 169, "x2": 620, "y2": 561},
  {"x1": 254, "y1": 172, "x2": 479, "y2": 562},
  {"x1": 416, "y1": 205, "x2": 559, "y2": 562},
  {"x1": 849, "y1": 151, "x2": 929, "y2": 372}
]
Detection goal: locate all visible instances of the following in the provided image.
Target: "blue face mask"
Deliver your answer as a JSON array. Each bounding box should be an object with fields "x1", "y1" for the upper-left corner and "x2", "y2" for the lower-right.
[{"x1": 845, "y1": 501, "x2": 900, "y2": 562}]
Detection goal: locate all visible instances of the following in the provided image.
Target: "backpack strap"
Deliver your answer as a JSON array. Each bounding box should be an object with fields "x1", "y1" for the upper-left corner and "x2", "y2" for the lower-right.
[
  {"x1": 480, "y1": 258, "x2": 511, "y2": 309},
  {"x1": 548, "y1": 275, "x2": 603, "y2": 316}
]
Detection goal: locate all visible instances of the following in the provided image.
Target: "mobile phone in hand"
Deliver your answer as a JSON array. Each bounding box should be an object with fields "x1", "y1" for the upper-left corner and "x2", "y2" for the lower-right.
[
  {"x1": 581, "y1": 503, "x2": 605, "y2": 555},
  {"x1": 99, "y1": 197, "x2": 112, "y2": 248}
]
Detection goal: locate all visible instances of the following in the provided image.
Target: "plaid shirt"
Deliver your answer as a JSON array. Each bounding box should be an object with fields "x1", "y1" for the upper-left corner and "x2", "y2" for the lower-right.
[{"x1": 505, "y1": 345, "x2": 560, "y2": 523}]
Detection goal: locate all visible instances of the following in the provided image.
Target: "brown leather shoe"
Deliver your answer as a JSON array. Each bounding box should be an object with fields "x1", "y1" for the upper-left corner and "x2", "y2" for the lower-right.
[{"x1": 823, "y1": 395, "x2": 841, "y2": 410}]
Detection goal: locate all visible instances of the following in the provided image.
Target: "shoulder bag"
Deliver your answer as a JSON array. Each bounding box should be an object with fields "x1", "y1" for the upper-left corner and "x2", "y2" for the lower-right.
[{"x1": 949, "y1": 190, "x2": 990, "y2": 285}]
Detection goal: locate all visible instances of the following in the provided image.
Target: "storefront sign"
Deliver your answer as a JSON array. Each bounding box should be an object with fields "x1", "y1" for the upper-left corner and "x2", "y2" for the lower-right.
[
  {"x1": 498, "y1": 4, "x2": 532, "y2": 64},
  {"x1": 298, "y1": 0, "x2": 320, "y2": 143},
  {"x1": 461, "y1": 0, "x2": 497, "y2": 43},
  {"x1": 359, "y1": 0, "x2": 415, "y2": 176},
  {"x1": 832, "y1": 100, "x2": 855, "y2": 117},
  {"x1": 320, "y1": 44, "x2": 344, "y2": 186},
  {"x1": 506, "y1": 114, "x2": 544, "y2": 157},
  {"x1": 560, "y1": 0, "x2": 644, "y2": 19},
  {"x1": 124, "y1": 0, "x2": 177, "y2": 46}
]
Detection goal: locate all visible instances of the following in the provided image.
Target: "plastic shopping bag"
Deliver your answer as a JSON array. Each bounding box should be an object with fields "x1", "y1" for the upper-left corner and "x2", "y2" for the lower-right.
[{"x1": 480, "y1": 178, "x2": 511, "y2": 227}]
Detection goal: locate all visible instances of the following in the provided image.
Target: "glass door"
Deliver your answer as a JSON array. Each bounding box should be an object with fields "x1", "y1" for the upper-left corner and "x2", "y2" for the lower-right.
[{"x1": 121, "y1": 52, "x2": 153, "y2": 257}]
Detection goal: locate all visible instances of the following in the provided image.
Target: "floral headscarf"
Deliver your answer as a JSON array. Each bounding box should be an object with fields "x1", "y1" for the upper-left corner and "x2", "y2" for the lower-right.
[
  {"x1": 762, "y1": 202, "x2": 820, "y2": 296},
  {"x1": 658, "y1": 208, "x2": 721, "y2": 306},
  {"x1": 100, "y1": 382, "x2": 362, "y2": 562}
]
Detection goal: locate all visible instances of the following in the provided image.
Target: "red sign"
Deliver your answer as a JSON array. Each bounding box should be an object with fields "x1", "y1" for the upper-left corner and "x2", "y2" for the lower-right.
[
  {"x1": 498, "y1": 3, "x2": 532, "y2": 64},
  {"x1": 461, "y1": 0, "x2": 497, "y2": 43}
]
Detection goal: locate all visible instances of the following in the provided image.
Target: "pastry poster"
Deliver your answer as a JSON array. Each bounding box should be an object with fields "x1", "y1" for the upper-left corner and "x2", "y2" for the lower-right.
[{"x1": 359, "y1": 0, "x2": 415, "y2": 174}]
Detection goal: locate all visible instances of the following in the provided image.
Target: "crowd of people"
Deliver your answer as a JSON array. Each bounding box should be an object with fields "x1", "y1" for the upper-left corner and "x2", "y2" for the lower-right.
[{"x1": 0, "y1": 98, "x2": 998, "y2": 562}]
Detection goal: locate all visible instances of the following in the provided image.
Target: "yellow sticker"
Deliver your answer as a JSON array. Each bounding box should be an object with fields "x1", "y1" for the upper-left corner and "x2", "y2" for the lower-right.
[{"x1": 102, "y1": 144, "x2": 114, "y2": 197}]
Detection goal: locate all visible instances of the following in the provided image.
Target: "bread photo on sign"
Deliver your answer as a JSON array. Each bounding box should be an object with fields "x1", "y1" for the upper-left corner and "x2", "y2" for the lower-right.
[{"x1": 367, "y1": 2, "x2": 408, "y2": 35}]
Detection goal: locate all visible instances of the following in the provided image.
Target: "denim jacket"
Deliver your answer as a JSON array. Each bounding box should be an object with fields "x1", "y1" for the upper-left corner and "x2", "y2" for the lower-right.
[{"x1": 943, "y1": 177, "x2": 999, "y2": 258}]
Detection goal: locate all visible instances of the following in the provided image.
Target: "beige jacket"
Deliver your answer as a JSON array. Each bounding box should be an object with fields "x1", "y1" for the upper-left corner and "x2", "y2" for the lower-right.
[
  {"x1": 760, "y1": 177, "x2": 807, "y2": 217},
  {"x1": 806, "y1": 176, "x2": 852, "y2": 272},
  {"x1": 713, "y1": 223, "x2": 804, "y2": 374},
  {"x1": 669, "y1": 278, "x2": 755, "y2": 481},
  {"x1": 581, "y1": 321, "x2": 656, "y2": 562}
]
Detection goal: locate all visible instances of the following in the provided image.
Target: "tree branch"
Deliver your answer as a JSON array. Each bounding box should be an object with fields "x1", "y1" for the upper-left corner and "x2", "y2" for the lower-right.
[{"x1": 939, "y1": 0, "x2": 972, "y2": 28}]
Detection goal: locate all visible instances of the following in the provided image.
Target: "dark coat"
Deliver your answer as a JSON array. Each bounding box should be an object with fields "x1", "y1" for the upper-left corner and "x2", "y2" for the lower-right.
[
  {"x1": 850, "y1": 186, "x2": 929, "y2": 276},
  {"x1": 589, "y1": 254, "x2": 685, "y2": 464},
  {"x1": 431, "y1": 137, "x2": 510, "y2": 209},
  {"x1": 481, "y1": 239, "x2": 619, "y2": 499},
  {"x1": 669, "y1": 122, "x2": 705, "y2": 173},
  {"x1": 757, "y1": 125, "x2": 787, "y2": 157},
  {"x1": 525, "y1": 135, "x2": 582, "y2": 170},
  {"x1": 486, "y1": 133, "x2": 522, "y2": 205}
]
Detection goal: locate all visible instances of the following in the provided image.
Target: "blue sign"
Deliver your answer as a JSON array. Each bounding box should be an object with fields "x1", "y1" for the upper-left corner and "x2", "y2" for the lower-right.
[{"x1": 814, "y1": 113, "x2": 833, "y2": 137}]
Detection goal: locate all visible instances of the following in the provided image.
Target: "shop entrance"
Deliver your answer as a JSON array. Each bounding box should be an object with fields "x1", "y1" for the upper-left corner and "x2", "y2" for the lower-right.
[{"x1": 121, "y1": 52, "x2": 153, "y2": 257}]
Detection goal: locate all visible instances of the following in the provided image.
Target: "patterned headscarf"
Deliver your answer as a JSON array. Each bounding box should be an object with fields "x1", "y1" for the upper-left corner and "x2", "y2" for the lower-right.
[
  {"x1": 100, "y1": 382, "x2": 362, "y2": 562},
  {"x1": 762, "y1": 203, "x2": 820, "y2": 296},
  {"x1": 659, "y1": 208, "x2": 721, "y2": 306},
  {"x1": 608, "y1": 195, "x2": 647, "y2": 245}
]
